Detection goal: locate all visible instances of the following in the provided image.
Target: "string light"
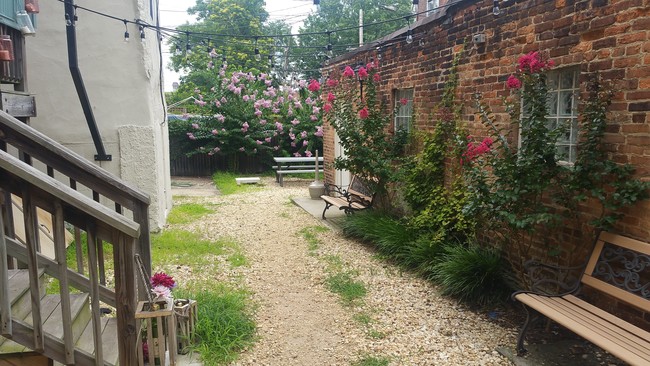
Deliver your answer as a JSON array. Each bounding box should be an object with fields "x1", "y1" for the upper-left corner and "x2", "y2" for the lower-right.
[
  {"x1": 254, "y1": 37, "x2": 261, "y2": 61},
  {"x1": 492, "y1": 0, "x2": 501, "y2": 15},
  {"x1": 139, "y1": 24, "x2": 146, "y2": 40},
  {"x1": 123, "y1": 19, "x2": 129, "y2": 42},
  {"x1": 405, "y1": 16, "x2": 413, "y2": 44},
  {"x1": 326, "y1": 31, "x2": 333, "y2": 58},
  {"x1": 185, "y1": 32, "x2": 192, "y2": 54}
]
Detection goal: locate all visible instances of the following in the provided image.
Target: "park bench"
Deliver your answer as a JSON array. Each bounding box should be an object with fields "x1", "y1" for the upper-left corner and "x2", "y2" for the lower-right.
[
  {"x1": 320, "y1": 175, "x2": 374, "y2": 219},
  {"x1": 273, "y1": 156, "x2": 324, "y2": 187},
  {"x1": 512, "y1": 231, "x2": 650, "y2": 365}
]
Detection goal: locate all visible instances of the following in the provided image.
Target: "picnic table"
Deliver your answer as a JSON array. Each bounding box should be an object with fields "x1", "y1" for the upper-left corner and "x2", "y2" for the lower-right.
[{"x1": 273, "y1": 156, "x2": 324, "y2": 186}]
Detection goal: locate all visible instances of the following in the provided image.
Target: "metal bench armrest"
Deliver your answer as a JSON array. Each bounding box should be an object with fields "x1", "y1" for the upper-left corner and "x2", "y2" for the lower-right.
[{"x1": 522, "y1": 260, "x2": 585, "y2": 295}]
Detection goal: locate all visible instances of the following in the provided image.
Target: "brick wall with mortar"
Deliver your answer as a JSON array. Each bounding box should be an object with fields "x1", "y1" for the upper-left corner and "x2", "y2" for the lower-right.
[{"x1": 322, "y1": 0, "x2": 650, "y2": 328}]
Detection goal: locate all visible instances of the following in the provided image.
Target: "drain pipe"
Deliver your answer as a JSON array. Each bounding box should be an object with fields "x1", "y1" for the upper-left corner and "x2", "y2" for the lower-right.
[{"x1": 64, "y1": 0, "x2": 111, "y2": 161}]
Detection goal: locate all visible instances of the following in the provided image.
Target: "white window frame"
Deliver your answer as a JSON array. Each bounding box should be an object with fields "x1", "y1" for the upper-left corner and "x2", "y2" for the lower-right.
[
  {"x1": 427, "y1": 0, "x2": 440, "y2": 16},
  {"x1": 394, "y1": 88, "x2": 414, "y2": 133},
  {"x1": 546, "y1": 68, "x2": 580, "y2": 165}
]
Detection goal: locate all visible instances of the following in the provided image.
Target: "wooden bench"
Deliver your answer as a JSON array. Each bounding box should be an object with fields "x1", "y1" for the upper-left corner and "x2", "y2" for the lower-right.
[
  {"x1": 320, "y1": 175, "x2": 374, "y2": 219},
  {"x1": 273, "y1": 157, "x2": 324, "y2": 187},
  {"x1": 512, "y1": 231, "x2": 650, "y2": 365}
]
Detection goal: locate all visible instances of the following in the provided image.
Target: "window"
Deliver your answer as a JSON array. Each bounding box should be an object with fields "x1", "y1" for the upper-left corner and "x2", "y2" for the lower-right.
[
  {"x1": 427, "y1": 0, "x2": 440, "y2": 15},
  {"x1": 546, "y1": 68, "x2": 579, "y2": 164},
  {"x1": 394, "y1": 89, "x2": 414, "y2": 132}
]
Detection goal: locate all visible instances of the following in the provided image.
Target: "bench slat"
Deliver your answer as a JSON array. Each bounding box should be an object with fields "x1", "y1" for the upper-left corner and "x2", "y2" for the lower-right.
[
  {"x1": 515, "y1": 293, "x2": 650, "y2": 364},
  {"x1": 563, "y1": 295, "x2": 650, "y2": 342},
  {"x1": 582, "y1": 274, "x2": 650, "y2": 313},
  {"x1": 535, "y1": 295, "x2": 650, "y2": 356}
]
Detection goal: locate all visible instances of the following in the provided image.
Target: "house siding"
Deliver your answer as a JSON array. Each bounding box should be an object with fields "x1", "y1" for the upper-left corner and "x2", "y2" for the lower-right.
[{"x1": 323, "y1": 0, "x2": 649, "y2": 328}]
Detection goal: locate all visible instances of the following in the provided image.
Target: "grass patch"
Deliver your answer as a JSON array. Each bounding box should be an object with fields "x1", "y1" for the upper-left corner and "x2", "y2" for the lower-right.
[
  {"x1": 174, "y1": 285, "x2": 256, "y2": 365},
  {"x1": 299, "y1": 226, "x2": 329, "y2": 252},
  {"x1": 325, "y1": 272, "x2": 367, "y2": 305},
  {"x1": 167, "y1": 203, "x2": 214, "y2": 224},
  {"x1": 151, "y1": 229, "x2": 223, "y2": 265},
  {"x1": 352, "y1": 355, "x2": 390, "y2": 366},
  {"x1": 212, "y1": 171, "x2": 264, "y2": 195}
]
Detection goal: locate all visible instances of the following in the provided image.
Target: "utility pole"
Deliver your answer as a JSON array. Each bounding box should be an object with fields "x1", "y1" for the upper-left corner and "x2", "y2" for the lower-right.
[{"x1": 359, "y1": 9, "x2": 363, "y2": 46}]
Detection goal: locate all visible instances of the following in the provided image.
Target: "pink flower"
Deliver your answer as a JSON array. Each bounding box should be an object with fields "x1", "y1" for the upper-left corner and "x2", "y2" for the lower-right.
[
  {"x1": 312, "y1": 106, "x2": 320, "y2": 114},
  {"x1": 400, "y1": 98, "x2": 408, "y2": 106},
  {"x1": 373, "y1": 73, "x2": 381, "y2": 82},
  {"x1": 239, "y1": 147, "x2": 245, "y2": 152},
  {"x1": 517, "y1": 51, "x2": 553, "y2": 73},
  {"x1": 324, "y1": 103, "x2": 333, "y2": 113},
  {"x1": 327, "y1": 92, "x2": 336, "y2": 103},
  {"x1": 293, "y1": 152, "x2": 302, "y2": 157},
  {"x1": 314, "y1": 126, "x2": 324, "y2": 137},
  {"x1": 308, "y1": 79, "x2": 321, "y2": 92},
  {"x1": 151, "y1": 272, "x2": 176, "y2": 289},
  {"x1": 366, "y1": 61, "x2": 375, "y2": 71},
  {"x1": 213, "y1": 147, "x2": 220, "y2": 152},
  {"x1": 358, "y1": 67, "x2": 368, "y2": 79},
  {"x1": 303, "y1": 140, "x2": 308, "y2": 146},
  {"x1": 291, "y1": 119, "x2": 300, "y2": 125},
  {"x1": 186, "y1": 133, "x2": 196, "y2": 140},
  {"x1": 305, "y1": 151, "x2": 312, "y2": 157},
  {"x1": 358, "y1": 107, "x2": 369, "y2": 119},
  {"x1": 260, "y1": 119, "x2": 267, "y2": 125},
  {"x1": 216, "y1": 114, "x2": 225, "y2": 122},
  {"x1": 192, "y1": 123, "x2": 199, "y2": 129},
  {"x1": 256, "y1": 140, "x2": 263, "y2": 145},
  {"x1": 211, "y1": 129, "x2": 218, "y2": 135},
  {"x1": 152, "y1": 285, "x2": 171, "y2": 300},
  {"x1": 343, "y1": 66, "x2": 355, "y2": 78},
  {"x1": 507, "y1": 75, "x2": 522, "y2": 89},
  {"x1": 301, "y1": 131, "x2": 308, "y2": 139},
  {"x1": 265, "y1": 137, "x2": 272, "y2": 143},
  {"x1": 326, "y1": 79, "x2": 339, "y2": 87}
]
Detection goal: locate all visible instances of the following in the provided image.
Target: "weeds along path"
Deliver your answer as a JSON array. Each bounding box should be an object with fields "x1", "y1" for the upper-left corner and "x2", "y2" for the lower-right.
[{"x1": 175, "y1": 177, "x2": 515, "y2": 365}]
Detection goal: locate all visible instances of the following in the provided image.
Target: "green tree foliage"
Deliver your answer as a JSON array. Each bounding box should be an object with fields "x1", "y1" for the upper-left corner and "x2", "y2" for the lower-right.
[
  {"x1": 296, "y1": 0, "x2": 414, "y2": 79},
  {"x1": 168, "y1": 0, "x2": 293, "y2": 101}
]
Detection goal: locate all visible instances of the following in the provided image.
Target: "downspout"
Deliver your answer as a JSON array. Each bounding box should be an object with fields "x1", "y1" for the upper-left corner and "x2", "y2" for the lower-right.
[{"x1": 64, "y1": 0, "x2": 111, "y2": 161}]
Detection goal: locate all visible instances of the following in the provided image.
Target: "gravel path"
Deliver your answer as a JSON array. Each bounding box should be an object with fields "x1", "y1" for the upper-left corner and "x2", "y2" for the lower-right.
[{"x1": 172, "y1": 176, "x2": 517, "y2": 365}]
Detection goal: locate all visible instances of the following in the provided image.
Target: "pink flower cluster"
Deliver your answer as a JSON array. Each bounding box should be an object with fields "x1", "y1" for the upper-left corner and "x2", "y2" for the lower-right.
[
  {"x1": 517, "y1": 51, "x2": 554, "y2": 74},
  {"x1": 462, "y1": 137, "x2": 494, "y2": 164}
]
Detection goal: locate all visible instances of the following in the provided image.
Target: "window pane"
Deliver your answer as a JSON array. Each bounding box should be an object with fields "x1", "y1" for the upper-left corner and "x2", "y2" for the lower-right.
[
  {"x1": 547, "y1": 93, "x2": 558, "y2": 116},
  {"x1": 559, "y1": 91, "x2": 574, "y2": 116},
  {"x1": 560, "y1": 71, "x2": 574, "y2": 89}
]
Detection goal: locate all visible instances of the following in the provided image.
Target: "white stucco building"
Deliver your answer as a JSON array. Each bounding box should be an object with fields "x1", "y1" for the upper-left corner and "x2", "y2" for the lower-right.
[{"x1": 25, "y1": 0, "x2": 171, "y2": 230}]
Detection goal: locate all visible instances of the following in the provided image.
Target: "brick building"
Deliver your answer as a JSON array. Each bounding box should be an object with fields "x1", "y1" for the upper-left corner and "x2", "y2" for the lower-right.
[{"x1": 321, "y1": 0, "x2": 649, "y2": 330}]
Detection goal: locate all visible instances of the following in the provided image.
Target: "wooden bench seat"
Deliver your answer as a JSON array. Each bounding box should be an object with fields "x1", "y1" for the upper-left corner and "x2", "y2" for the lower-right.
[
  {"x1": 320, "y1": 175, "x2": 374, "y2": 219},
  {"x1": 512, "y1": 232, "x2": 650, "y2": 365},
  {"x1": 272, "y1": 157, "x2": 324, "y2": 187}
]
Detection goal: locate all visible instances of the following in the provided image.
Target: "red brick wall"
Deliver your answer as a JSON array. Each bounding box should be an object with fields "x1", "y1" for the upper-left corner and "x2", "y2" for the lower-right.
[{"x1": 323, "y1": 0, "x2": 650, "y2": 240}]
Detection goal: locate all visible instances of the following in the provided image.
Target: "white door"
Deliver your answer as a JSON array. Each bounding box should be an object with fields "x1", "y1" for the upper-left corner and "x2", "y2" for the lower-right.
[{"x1": 334, "y1": 131, "x2": 351, "y2": 188}]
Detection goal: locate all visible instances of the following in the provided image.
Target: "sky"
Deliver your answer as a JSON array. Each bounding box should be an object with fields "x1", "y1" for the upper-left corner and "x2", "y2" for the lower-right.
[{"x1": 159, "y1": 0, "x2": 316, "y2": 91}]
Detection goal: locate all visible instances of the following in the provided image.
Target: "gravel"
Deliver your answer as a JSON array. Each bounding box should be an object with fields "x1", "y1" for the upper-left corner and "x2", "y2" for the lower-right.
[{"x1": 171, "y1": 176, "x2": 517, "y2": 365}]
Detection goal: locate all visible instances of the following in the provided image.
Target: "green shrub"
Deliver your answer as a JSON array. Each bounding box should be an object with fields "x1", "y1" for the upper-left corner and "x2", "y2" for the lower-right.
[
  {"x1": 431, "y1": 245, "x2": 512, "y2": 306},
  {"x1": 341, "y1": 212, "x2": 415, "y2": 258},
  {"x1": 175, "y1": 286, "x2": 256, "y2": 365}
]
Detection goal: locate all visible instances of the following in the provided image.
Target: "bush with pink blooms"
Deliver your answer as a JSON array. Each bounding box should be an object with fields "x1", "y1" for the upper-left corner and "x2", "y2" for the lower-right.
[
  {"x1": 323, "y1": 62, "x2": 409, "y2": 198},
  {"x1": 169, "y1": 64, "x2": 324, "y2": 170}
]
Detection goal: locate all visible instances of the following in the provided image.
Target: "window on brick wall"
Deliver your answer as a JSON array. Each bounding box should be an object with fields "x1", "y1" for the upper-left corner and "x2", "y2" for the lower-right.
[
  {"x1": 427, "y1": 0, "x2": 440, "y2": 15},
  {"x1": 394, "y1": 88, "x2": 414, "y2": 132},
  {"x1": 519, "y1": 68, "x2": 580, "y2": 165},
  {"x1": 546, "y1": 68, "x2": 580, "y2": 164}
]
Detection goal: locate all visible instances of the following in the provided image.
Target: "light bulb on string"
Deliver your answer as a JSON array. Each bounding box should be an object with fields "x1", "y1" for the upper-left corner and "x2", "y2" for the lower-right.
[
  {"x1": 406, "y1": 29, "x2": 413, "y2": 44},
  {"x1": 492, "y1": 0, "x2": 501, "y2": 15},
  {"x1": 326, "y1": 32, "x2": 333, "y2": 58},
  {"x1": 139, "y1": 25, "x2": 145, "y2": 40},
  {"x1": 254, "y1": 37, "x2": 261, "y2": 61},
  {"x1": 123, "y1": 20, "x2": 129, "y2": 42},
  {"x1": 174, "y1": 44, "x2": 182, "y2": 56},
  {"x1": 376, "y1": 46, "x2": 383, "y2": 61},
  {"x1": 185, "y1": 32, "x2": 192, "y2": 55}
]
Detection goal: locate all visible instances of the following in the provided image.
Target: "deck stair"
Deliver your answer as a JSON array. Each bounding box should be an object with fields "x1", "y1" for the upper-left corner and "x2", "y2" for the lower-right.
[{"x1": 0, "y1": 269, "x2": 119, "y2": 365}]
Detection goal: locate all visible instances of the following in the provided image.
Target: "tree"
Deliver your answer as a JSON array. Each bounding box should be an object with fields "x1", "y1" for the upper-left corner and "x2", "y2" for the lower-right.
[{"x1": 296, "y1": 0, "x2": 413, "y2": 79}]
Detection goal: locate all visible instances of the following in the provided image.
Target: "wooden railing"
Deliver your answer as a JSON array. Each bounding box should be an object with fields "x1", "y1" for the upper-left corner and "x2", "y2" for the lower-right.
[{"x1": 0, "y1": 110, "x2": 151, "y2": 365}]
